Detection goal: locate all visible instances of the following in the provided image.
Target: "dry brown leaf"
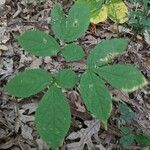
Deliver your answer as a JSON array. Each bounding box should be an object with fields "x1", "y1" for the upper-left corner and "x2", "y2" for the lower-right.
[
  {"x1": 19, "y1": 109, "x2": 35, "y2": 123},
  {"x1": 68, "y1": 91, "x2": 86, "y2": 113},
  {"x1": 21, "y1": 124, "x2": 33, "y2": 140},
  {"x1": 0, "y1": 56, "x2": 13, "y2": 80},
  {"x1": 21, "y1": 102, "x2": 38, "y2": 114},
  {"x1": 143, "y1": 59, "x2": 150, "y2": 70},
  {"x1": 0, "y1": 27, "x2": 10, "y2": 44},
  {"x1": 111, "y1": 89, "x2": 129, "y2": 102},
  {"x1": 36, "y1": 139, "x2": 50, "y2": 150},
  {"x1": 144, "y1": 30, "x2": 150, "y2": 45},
  {"x1": 29, "y1": 58, "x2": 43, "y2": 69},
  {"x1": 13, "y1": 4, "x2": 22, "y2": 18},
  {"x1": 0, "y1": 0, "x2": 5, "y2": 6},
  {"x1": 0, "y1": 138, "x2": 16, "y2": 149},
  {"x1": 66, "y1": 120, "x2": 105, "y2": 150}
]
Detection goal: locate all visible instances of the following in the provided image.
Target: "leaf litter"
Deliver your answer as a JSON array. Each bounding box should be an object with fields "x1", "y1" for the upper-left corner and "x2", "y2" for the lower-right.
[
  {"x1": 0, "y1": 0, "x2": 150, "y2": 149},
  {"x1": 66, "y1": 120, "x2": 105, "y2": 150}
]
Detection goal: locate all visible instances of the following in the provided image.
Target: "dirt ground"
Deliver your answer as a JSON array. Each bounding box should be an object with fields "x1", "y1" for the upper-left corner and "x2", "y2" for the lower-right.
[{"x1": 0, "y1": 0, "x2": 150, "y2": 149}]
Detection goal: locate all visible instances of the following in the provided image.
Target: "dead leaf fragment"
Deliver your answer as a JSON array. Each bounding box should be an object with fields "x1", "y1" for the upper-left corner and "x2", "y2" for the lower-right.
[
  {"x1": 0, "y1": 0, "x2": 5, "y2": 6},
  {"x1": 21, "y1": 124, "x2": 33, "y2": 140},
  {"x1": 144, "y1": 30, "x2": 150, "y2": 45},
  {"x1": 0, "y1": 45, "x2": 8, "y2": 51},
  {"x1": 66, "y1": 120, "x2": 104, "y2": 150},
  {"x1": 36, "y1": 139, "x2": 50, "y2": 150},
  {"x1": 0, "y1": 27, "x2": 10, "y2": 44},
  {"x1": 13, "y1": 4, "x2": 22, "y2": 18},
  {"x1": 0, "y1": 138, "x2": 16, "y2": 149},
  {"x1": 143, "y1": 59, "x2": 150, "y2": 70}
]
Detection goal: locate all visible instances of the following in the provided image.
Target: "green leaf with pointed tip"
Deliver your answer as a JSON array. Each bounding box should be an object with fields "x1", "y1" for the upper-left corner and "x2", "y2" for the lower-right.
[
  {"x1": 87, "y1": 38, "x2": 128, "y2": 68},
  {"x1": 18, "y1": 30, "x2": 60, "y2": 56},
  {"x1": 77, "y1": 0, "x2": 103, "y2": 18},
  {"x1": 35, "y1": 85, "x2": 71, "y2": 150},
  {"x1": 64, "y1": 3, "x2": 90, "y2": 42},
  {"x1": 135, "y1": 134, "x2": 150, "y2": 146},
  {"x1": 55, "y1": 69, "x2": 78, "y2": 88},
  {"x1": 5, "y1": 69, "x2": 52, "y2": 98},
  {"x1": 95, "y1": 64, "x2": 148, "y2": 92},
  {"x1": 80, "y1": 71, "x2": 112, "y2": 124},
  {"x1": 51, "y1": 3, "x2": 66, "y2": 40},
  {"x1": 61, "y1": 43, "x2": 84, "y2": 61}
]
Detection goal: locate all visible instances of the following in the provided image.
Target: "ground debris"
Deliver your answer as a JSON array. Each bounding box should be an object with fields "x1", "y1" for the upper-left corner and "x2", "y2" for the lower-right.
[{"x1": 0, "y1": 0, "x2": 150, "y2": 149}]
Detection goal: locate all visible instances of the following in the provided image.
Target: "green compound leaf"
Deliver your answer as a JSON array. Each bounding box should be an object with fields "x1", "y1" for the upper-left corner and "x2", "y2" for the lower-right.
[
  {"x1": 119, "y1": 134, "x2": 135, "y2": 148},
  {"x1": 51, "y1": 3, "x2": 66, "y2": 40},
  {"x1": 18, "y1": 30, "x2": 60, "y2": 56},
  {"x1": 61, "y1": 43, "x2": 84, "y2": 61},
  {"x1": 135, "y1": 134, "x2": 150, "y2": 146},
  {"x1": 5, "y1": 69, "x2": 52, "y2": 98},
  {"x1": 80, "y1": 71, "x2": 112, "y2": 124},
  {"x1": 95, "y1": 64, "x2": 148, "y2": 92},
  {"x1": 35, "y1": 85, "x2": 71, "y2": 150},
  {"x1": 87, "y1": 38, "x2": 128, "y2": 68},
  {"x1": 65, "y1": 3, "x2": 90, "y2": 42},
  {"x1": 55, "y1": 69, "x2": 78, "y2": 88}
]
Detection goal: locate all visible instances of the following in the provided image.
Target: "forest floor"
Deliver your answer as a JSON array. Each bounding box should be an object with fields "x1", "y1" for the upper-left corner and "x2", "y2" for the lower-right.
[{"x1": 0, "y1": 0, "x2": 150, "y2": 150}]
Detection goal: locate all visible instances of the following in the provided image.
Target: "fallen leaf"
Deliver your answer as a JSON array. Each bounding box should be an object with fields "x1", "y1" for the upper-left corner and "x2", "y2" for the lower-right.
[
  {"x1": 0, "y1": 57, "x2": 13, "y2": 80},
  {"x1": 143, "y1": 59, "x2": 150, "y2": 70},
  {"x1": 0, "y1": 138, "x2": 16, "y2": 149},
  {"x1": 21, "y1": 124, "x2": 33, "y2": 140},
  {"x1": 0, "y1": 0, "x2": 5, "y2": 6},
  {"x1": 0, "y1": 45, "x2": 8, "y2": 51},
  {"x1": 107, "y1": 0, "x2": 128, "y2": 24},
  {"x1": 66, "y1": 120, "x2": 103, "y2": 150},
  {"x1": 36, "y1": 139, "x2": 50, "y2": 150},
  {"x1": 29, "y1": 58, "x2": 43, "y2": 69},
  {"x1": 0, "y1": 27, "x2": 10, "y2": 43},
  {"x1": 13, "y1": 4, "x2": 22, "y2": 18},
  {"x1": 144, "y1": 30, "x2": 150, "y2": 45},
  {"x1": 21, "y1": 102, "x2": 38, "y2": 114},
  {"x1": 19, "y1": 109, "x2": 35, "y2": 123}
]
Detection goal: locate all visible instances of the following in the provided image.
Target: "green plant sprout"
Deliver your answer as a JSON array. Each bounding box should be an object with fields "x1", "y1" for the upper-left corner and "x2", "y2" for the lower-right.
[
  {"x1": 5, "y1": 1, "x2": 148, "y2": 150},
  {"x1": 118, "y1": 102, "x2": 150, "y2": 148},
  {"x1": 128, "y1": 0, "x2": 150, "y2": 34}
]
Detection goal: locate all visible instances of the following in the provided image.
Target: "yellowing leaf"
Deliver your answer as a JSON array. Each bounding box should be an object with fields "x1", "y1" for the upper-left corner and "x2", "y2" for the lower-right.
[
  {"x1": 107, "y1": 0, "x2": 128, "y2": 24},
  {"x1": 90, "y1": 5, "x2": 108, "y2": 24},
  {"x1": 77, "y1": 0, "x2": 104, "y2": 24}
]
